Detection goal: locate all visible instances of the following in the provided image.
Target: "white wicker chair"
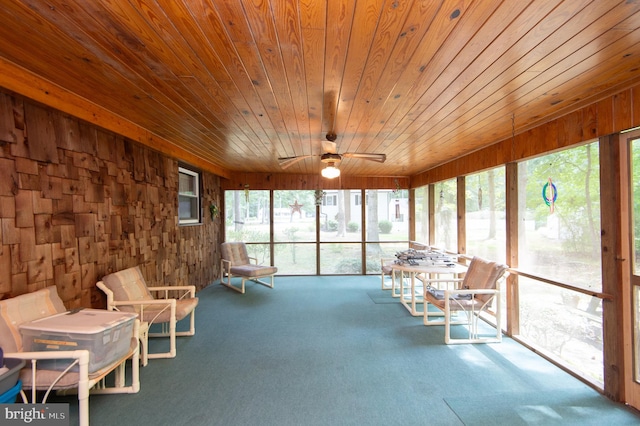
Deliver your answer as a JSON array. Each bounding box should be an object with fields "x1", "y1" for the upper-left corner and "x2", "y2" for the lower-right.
[
  {"x1": 423, "y1": 256, "x2": 508, "y2": 344},
  {"x1": 220, "y1": 242, "x2": 278, "y2": 294},
  {"x1": 0, "y1": 287, "x2": 140, "y2": 426},
  {"x1": 97, "y1": 266, "x2": 198, "y2": 362}
]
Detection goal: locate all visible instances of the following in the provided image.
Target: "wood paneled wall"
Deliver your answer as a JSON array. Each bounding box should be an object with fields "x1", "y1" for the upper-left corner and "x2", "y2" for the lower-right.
[
  {"x1": 411, "y1": 85, "x2": 640, "y2": 187},
  {"x1": 221, "y1": 172, "x2": 409, "y2": 191},
  {"x1": 0, "y1": 91, "x2": 222, "y2": 308}
]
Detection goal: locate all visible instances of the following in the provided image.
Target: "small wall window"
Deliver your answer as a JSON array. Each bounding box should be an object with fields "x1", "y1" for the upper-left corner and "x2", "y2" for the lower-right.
[{"x1": 178, "y1": 166, "x2": 201, "y2": 225}]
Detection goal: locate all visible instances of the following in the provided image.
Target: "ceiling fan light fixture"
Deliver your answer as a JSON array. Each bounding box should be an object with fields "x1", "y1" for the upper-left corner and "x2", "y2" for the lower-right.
[{"x1": 321, "y1": 162, "x2": 340, "y2": 179}]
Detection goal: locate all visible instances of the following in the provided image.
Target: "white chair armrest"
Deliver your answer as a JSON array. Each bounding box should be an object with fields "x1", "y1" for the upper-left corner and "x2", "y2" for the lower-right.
[
  {"x1": 419, "y1": 278, "x2": 464, "y2": 284},
  {"x1": 108, "y1": 299, "x2": 177, "y2": 307},
  {"x1": 5, "y1": 319, "x2": 139, "y2": 403},
  {"x1": 6, "y1": 349, "x2": 88, "y2": 403},
  {"x1": 221, "y1": 259, "x2": 232, "y2": 273},
  {"x1": 445, "y1": 288, "x2": 499, "y2": 296},
  {"x1": 419, "y1": 277, "x2": 464, "y2": 289},
  {"x1": 443, "y1": 289, "x2": 500, "y2": 312},
  {"x1": 107, "y1": 299, "x2": 176, "y2": 326},
  {"x1": 147, "y1": 285, "x2": 197, "y2": 299},
  {"x1": 5, "y1": 349, "x2": 90, "y2": 363}
]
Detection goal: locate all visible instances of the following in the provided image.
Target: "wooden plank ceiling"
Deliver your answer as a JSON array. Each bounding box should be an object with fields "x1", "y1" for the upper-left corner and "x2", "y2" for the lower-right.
[{"x1": 0, "y1": 0, "x2": 639, "y2": 179}]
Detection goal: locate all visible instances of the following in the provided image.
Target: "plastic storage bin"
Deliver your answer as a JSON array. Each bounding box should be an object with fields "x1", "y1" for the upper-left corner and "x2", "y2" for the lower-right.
[
  {"x1": 0, "y1": 380, "x2": 22, "y2": 403},
  {"x1": 0, "y1": 358, "x2": 26, "y2": 403},
  {"x1": 20, "y1": 309, "x2": 136, "y2": 373}
]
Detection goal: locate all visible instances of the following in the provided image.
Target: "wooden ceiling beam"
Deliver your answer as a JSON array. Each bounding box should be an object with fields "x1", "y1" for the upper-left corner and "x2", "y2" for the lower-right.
[{"x1": 0, "y1": 57, "x2": 231, "y2": 178}]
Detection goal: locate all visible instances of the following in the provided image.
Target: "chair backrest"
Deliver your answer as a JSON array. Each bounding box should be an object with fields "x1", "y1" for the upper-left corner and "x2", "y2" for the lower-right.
[
  {"x1": 462, "y1": 256, "x2": 508, "y2": 303},
  {"x1": 101, "y1": 266, "x2": 153, "y2": 313},
  {"x1": 221, "y1": 242, "x2": 251, "y2": 266},
  {"x1": 0, "y1": 286, "x2": 67, "y2": 352}
]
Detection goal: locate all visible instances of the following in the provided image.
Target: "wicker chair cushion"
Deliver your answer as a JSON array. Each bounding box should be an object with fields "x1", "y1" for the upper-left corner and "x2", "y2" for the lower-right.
[
  {"x1": 230, "y1": 264, "x2": 278, "y2": 278},
  {"x1": 0, "y1": 286, "x2": 66, "y2": 352},
  {"x1": 424, "y1": 256, "x2": 507, "y2": 309},
  {"x1": 221, "y1": 242, "x2": 251, "y2": 266},
  {"x1": 101, "y1": 266, "x2": 153, "y2": 313}
]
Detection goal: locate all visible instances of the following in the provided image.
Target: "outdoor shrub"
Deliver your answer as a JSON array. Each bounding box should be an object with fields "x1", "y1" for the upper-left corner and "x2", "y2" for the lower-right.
[
  {"x1": 347, "y1": 221, "x2": 359, "y2": 233},
  {"x1": 326, "y1": 220, "x2": 338, "y2": 232},
  {"x1": 379, "y1": 220, "x2": 393, "y2": 234},
  {"x1": 365, "y1": 258, "x2": 380, "y2": 274},
  {"x1": 335, "y1": 258, "x2": 362, "y2": 273}
]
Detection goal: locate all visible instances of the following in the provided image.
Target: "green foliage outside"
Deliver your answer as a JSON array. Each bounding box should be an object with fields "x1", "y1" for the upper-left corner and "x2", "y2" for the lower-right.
[
  {"x1": 335, "y1": 258, "x2": 379, "y2": 274},
  {"x1": 379, "y1": 220, "x2": 392, "y2": 233},
  {"x1": 632, "y1": 140, "x2": 640, "y2": 265},
  {"x1": 325, "y1": 219, "x2": 338, "y2": 232},
  {"x1": 224, "y1": 188, "x2": 411, "y2": 274},
  {"x1": 524, "y1": 143, "x2": 600, "y2": 259}
]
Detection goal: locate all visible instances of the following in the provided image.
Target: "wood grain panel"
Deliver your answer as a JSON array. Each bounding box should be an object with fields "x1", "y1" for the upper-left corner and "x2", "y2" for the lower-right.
[
  {"x1": 221, "y1": 172, "x2": 409, "y2": 191},
  {"x1": 632, "y1": 86, "x2": 640, "y2": 128},
  {"x1": 324, "y1": 0, "x2": 357, "y2": 138},
  {"x1": 557, "y1": 110, "x2": 583, "y2": 148},
  {"x1": 271, "y1": 0, "x2": 312, "y2": 151},
  {"x1": 43, "y1": 0, "x2": 230, "y2": 152},
  {"x1": 0, "y1": 92, "x2": 221, "y2": 306},
  {"x1": 613, "y1": 90, "x2": 633, "y2": 132},
  {"x1": 0, "y1": 2, "x2": 193, "y2": 139},
  {"x1": 0, "y1": 58, "x2": 229, "y2": 178},
  {"x1": 341, "y1": 0, "x2": 430, "y2": 153},
  {"x1": 413, "y1": 86, "x2": 640, "y2": 186},
  {"x1": 2, "y1": 219, "x2": 19, "y2": 245},
  {"x1": 404, "y1": 0, "x2": 561, "y2": 158},
  {"x1": 336, "y1": 0, "x2": 385, "y2": 139},
  {"x1": 300, "y1": 0, "x2": 326, "y2": 152},
  {"x1": 391, "y1": 0, "x2": 530, "y2": 142},
  {"x1": 360, "y1": 0, "x2": 495, "y2": 152},
  {"x1": 0, "y1": 1, "x2": 639, "y2": 178},
  {"x1": 598, "y1": 98, "x2": 615, "y2": 136},
  {"x1": 0, "y1": 92, "x2": 19, "y2": 143},
  {"x1": 174, "y1": 1, "x2": 283, "y2": 153},
  {"x1": 23, "y1": 103, "x2": 58, "y2": 164},
  {"x1": 15, "y1": 190, "x2": 34, "y2": 228},
  {"x1": 0, "y1": 158, "x2": 17, "y2": 196}
]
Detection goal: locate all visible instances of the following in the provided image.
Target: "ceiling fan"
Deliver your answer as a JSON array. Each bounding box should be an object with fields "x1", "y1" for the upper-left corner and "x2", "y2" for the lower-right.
[{"x1": 278, "y1": 132, "x2": 387, "y2": 178}]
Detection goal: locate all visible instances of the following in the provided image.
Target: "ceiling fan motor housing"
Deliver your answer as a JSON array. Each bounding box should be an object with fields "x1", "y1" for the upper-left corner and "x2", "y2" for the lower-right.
[{"x1": 320, "y1": 153, "x2": 341, "y2": 163}]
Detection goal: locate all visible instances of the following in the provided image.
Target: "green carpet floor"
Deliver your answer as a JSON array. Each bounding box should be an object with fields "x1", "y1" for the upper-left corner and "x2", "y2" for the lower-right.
[{"x1": 63, "y1": 276, "x2": 639, "y2": 425}]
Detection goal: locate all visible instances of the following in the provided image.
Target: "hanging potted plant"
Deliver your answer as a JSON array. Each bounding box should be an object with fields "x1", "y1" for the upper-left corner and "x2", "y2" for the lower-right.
[{"x1": 209, "y1": 203, "x2": 219, "y2": 220}]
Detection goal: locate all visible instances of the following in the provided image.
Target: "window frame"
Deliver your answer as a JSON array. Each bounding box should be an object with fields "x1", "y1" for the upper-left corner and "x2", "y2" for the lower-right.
[
  {"x1": 323, "y1": 194, "x2": 338, "y2": 206},
  {"x1": 178, "y1": 166, "x2": 201, "y2": 225}
]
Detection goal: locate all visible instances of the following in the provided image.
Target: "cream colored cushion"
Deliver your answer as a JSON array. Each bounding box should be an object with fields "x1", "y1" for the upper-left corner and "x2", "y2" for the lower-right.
[
  {"x1": 19, "y1": 338, "x2": 138, "y2": 390},
  {"x1": 461, "y1": 256, "x2": 507, "y2": 303},
  {"x1": 221, "y1": 242, "x2": 278, "y2": 277},
  {"x1": 101, "y1": 266, "x2": 153, "y2": 314},
  {"x1": 230, "y1": 264, "x2": 277, "y2": 278},
  {"x1": 138, "y1": 299, "x2": 199, "y2": 323},
  {"x1": 0, "y1": 286, "x2": 67, "y2": 352},
  {"x1": 424, "y1": 256, "x2": 507, "y2": 309},
  {"x1": 101, "y1": 266, "x2": 198, "y2": 322},
  {"x1": 221, "y1": 242, "x2": 251, "y2": 266}
]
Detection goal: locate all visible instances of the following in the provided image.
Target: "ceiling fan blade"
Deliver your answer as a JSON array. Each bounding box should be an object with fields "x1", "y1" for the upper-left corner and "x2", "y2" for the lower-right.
[
  {"x1": 278, "y1": 155, "x2": 313, "y2": 169},
  {"x1": 322, "y1": 140, "x2": 337, "y2": 154},
  {"x1": 342, "y1": 153, "x2": 387, "y2": 163}
]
